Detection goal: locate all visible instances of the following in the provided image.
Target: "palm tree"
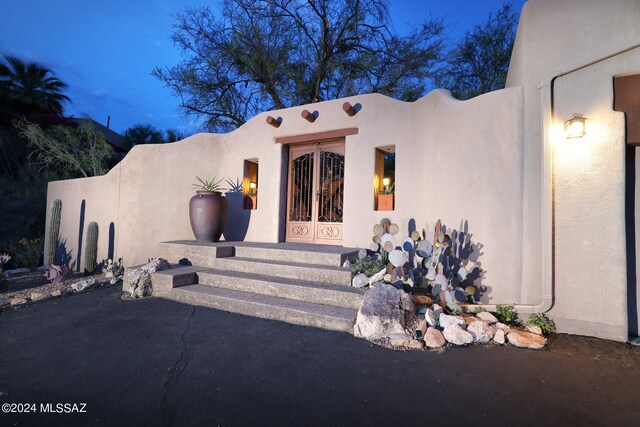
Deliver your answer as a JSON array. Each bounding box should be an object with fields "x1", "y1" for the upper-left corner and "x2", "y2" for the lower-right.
[{"x1": 0, "y1": 55, "x2": 70, "y2": 117}]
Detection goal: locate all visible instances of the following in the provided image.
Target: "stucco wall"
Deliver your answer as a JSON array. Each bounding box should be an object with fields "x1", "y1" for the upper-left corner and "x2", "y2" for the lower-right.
[{"x1": 47, "y1": 89, "x2": 525, "y2": 306}]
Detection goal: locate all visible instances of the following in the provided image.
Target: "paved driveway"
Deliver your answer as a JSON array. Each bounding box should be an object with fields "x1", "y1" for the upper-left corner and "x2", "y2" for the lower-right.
[{"x1": 1, "y1": 286, "x2": 639, "y2": 426}]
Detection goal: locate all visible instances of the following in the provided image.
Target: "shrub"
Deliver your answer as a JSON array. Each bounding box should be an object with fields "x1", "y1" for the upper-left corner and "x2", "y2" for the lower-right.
[
  {"x1": 352, "y1": 256, "x2": 385, "y2": 277},
  {"x1": 472, "y1": 306, "x2": 486, "y2": 315},
  {"x1": 495, "y1": 304, "x2": 519, "y2": 325},
  {"x1": 528, "y1": 313, "x2": 556, "y2": 336},
  {"x1": 8, "y1": 238, "x2": 43, "y2": 269}
]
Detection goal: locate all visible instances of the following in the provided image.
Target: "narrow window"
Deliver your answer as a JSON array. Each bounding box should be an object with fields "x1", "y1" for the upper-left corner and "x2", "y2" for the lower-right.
[
  {"x1": 374, "y1": 146, "x2": 395, "y2": 211},
  {"x1": 244, "y1": 159, "x2": 258, "y2": 210}
]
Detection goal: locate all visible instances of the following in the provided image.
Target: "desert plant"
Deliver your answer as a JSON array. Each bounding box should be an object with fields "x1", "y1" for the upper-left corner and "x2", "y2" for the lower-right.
[
  {"x1": 193, "y1": 176, "x2": 227, "y2": 192},
  {"x1": 528, "y1": 313, "x2": 556, "y2": 336},
  {"x1": 472, "y1": 306, "x2": 486, "y2": 315},
  {"x1": 8, "y1": 238, "x2": 43, "y2": 269},
  {"x1": 352, "y1": 255, "x2": 386, "y2": 278},
  {"x1": 44, "y1": 264, "x2": 68, "y2": 284},
  {"x1": 495, "y1": 304, "x2": 519, "y2": 325},
  {"x1": 101, "y1": 258, "x2": 124, "y2": 284},
  {"x1": 380, "y1": 182, "x2": 395, "y2": 195},
  {"x1": 47, "y1": 199, "x2": 61, "y2": 267},
  {"x1": 84, "y1": 222, "x2": 98, "y2": 274}
]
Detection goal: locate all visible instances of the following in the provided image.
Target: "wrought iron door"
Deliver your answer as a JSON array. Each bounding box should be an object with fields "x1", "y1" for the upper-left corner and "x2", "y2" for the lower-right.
[{"x1": 286, "y1": 141, "x2": 345, "y2": 245}]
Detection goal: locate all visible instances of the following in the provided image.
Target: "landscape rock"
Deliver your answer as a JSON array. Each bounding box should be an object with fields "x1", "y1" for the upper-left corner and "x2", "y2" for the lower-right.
[
  {"x1": 467, "y1": 321, "x2": 495, "y2": 343},
  {"x1": 425, "y1": 308, "x2": 437, "y2": 327},
  {"x1": 495, "y1": 322, "x2": 511, "y2": 332},
  {"x1": 342, "y1": 260, "x2": 352, "y2": 268},
  {"x1": 526, "y1": 325, "x2": 543, "y2": 335},
  {"x1": 493, "y1": 329, "x2": 506, "y2": 344},
  {"x1": 464, "y1": 316, "x2": 478, "y2": 326},
  {"x1": 412, "y1": 295, "x2": 433, "y2": 306},
  {"x1": 51, "y1": 290, "x2": 63, "y2": 297},
  {"x1": 389, "y1": 333, "x2": 425, "y2": 349},
  {"x1": 70, "y1": 277, "x2": 100, "y2": 292},
  {"x1": 368, "y1": 268, "x2": 386, "y2": 286},
  {"x1": 126, "y1": 258, "x2": 170, "y2": 298},
  {"x1": 442, "y1": 324, "x2": 474, "y2": 346},
  {"x1": 439, "y1": 313, "x2": 465, "y2": 329},
  {"x1": 476, "y1": 311, "x2": 499, "y2": 324},
  {"x1": 0, "y1": 298, "x2": 9, "y2": 308},
  {"x1": 10, "y1": 298, "x2": 27, "y2": 306},
  {"x1": 352, "y1": 273, "x2": 369, "y2": 288},
  {"x1": 30, "y1": 292, "x2": 46, "y2": 302},
  {"x1": 354, "y1": 284, "x2": 415, "y2": 340},
  {"x1": 507, "y1": 330, "x2": 547, "y2": 350},
  {"x1": 432, "y1": 304, "x2": 444, "y2": 314},
  {"x1": 424, "y1": 327, "x2": 446, "y2": 348}
]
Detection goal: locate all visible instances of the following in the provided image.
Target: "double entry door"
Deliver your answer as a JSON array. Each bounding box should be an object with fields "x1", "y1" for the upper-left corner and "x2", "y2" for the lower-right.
[{"x1": 286, "y1": 141, "x2": 345, "y2": 245}]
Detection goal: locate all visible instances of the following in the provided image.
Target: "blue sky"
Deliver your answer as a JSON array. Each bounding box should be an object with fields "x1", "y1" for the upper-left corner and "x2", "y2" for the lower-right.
[{"x1": 0, "y1": 0, "x2": 526, "y2": 134}]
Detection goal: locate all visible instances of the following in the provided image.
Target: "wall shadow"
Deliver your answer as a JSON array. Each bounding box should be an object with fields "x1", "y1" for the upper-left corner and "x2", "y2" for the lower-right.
[
  {"x1": 626, "y1": 145, "x2": 638, "y2": 337},
  {"x1": 75, "y1": 200, "x2": 85, "y2": 272},
  {"x1": 223, "y1": 191, "x2": 251, "y2": 241}
]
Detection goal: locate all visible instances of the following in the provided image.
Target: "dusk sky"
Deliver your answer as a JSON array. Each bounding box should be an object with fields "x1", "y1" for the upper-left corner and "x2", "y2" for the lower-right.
[{"x1": 0, "y1": 0, "x2": 527, "y2": 135}]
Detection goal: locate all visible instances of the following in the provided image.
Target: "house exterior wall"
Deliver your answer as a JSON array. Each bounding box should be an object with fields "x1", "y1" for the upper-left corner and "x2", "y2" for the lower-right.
[{"x1": 45, "y1": 0, "x2": 640, "y2": 341}]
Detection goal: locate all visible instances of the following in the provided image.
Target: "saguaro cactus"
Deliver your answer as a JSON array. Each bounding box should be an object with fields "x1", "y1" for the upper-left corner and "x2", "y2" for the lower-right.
[
  {"x1": 84, "y1": 222, "x2": 99, "y2": 274},
  {"x1": 47, "y1": 199, "x2": 62, "y2": 267}
]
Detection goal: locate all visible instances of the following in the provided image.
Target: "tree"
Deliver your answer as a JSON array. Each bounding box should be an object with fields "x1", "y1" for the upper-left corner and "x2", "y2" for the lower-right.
[
  {"x1": 165, "y1": 128, "x2": 187, "y2": 142},
  {"x1": 16, "y1": 121, "x2": 114, "y2": 178},
  {"x1": 0, "y1": 55, "x2": 70, "y2": 119},
  {"x1": 435, "y1": 3, "x2": 518, "y2": 100},
  {"x1": 153, "y1": 0, "x2": 444, "y2": 131},
  {"x1": 124, "y1": 124, "x2": 165, "y2": 145}
]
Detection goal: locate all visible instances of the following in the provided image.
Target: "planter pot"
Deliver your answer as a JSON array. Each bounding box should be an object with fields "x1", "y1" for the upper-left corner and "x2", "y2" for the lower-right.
[
  {"x1": 189, "y1": 191, "x2": 228, "y2": 242},
  {"x1": 244, "y1": 195, "x2": 257, "y2": 210},
  {"x1": 377, "y1": 194, "x2": 394, "y2": 211}
]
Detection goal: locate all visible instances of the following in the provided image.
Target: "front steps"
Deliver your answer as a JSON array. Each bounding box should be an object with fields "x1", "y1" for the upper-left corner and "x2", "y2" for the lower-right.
[{"x1": 146, "y1": 241, "x2": 363, "y2": 334}]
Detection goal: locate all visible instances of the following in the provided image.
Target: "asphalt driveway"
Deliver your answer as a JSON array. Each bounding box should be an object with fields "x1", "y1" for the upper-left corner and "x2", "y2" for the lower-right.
[{"x1": 1, "y1": 285, "x2": 639, "y2": 426}]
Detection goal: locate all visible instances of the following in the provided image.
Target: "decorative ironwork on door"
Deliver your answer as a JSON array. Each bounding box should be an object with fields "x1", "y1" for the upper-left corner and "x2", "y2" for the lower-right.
[{"x1": 286, "y1": 141, "x2": 345, "y2": 245}]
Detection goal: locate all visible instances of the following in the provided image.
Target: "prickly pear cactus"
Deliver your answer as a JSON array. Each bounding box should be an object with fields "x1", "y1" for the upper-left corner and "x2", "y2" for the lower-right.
[{"x1": 84, "y1": 222, "x2": 99, "y2": 274}]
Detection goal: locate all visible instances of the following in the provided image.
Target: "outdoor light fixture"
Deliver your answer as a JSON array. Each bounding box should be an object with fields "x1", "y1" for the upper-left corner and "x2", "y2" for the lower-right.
[
  {"x1": 565, "y1": 113, "x2": 587, "y2": 138},
  {"x1": 249, "y1": 182, "x2": 256, "y2": 190},
  {"x1": 382, "y1": 177, "x2": 390, "y2": 191}
]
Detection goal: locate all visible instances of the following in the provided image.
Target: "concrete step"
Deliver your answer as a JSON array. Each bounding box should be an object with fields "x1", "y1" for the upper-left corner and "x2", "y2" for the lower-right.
[
  {"x1": 157, "y1": 240, "x2": 359, "y2": 268},
  {"x1": 209, "y1": 257, "x2": 353, "y2": 286},
  {"x1": 197, "y1": 268, "x2": 364, "y2": 309},
  {"x1": 164, "y1": 284, "x2": 357, "y2": 333},
  {"x1": 232, "y1": 243, "x2": 358, "y2": 267}
]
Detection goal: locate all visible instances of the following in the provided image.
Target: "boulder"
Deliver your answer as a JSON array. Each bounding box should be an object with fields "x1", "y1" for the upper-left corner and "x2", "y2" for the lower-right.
[
  {"x1": 126, "y1": 258, "x2": 170, "y2": 298},
  {"x1": 368, "y1": 268, "x2": 387, "y2": 286},
  {"x1": 442, "y1": 324, "x2": 473, "y2": 346},
  {"x1": 507, "y1": 330, "x2": 547, "y2": 350},
  {"x1": 439, "y1": 313, "x2": 465, "y2": 329},
  {"x1": 51, "y1": 290, "x2": 63, "y2": 298},
  {"x1": 464, "y1": 316, "x2": 478, "y2": 326},
  {"x1": 354, "y1": 284, "x2": 415, "y2": 340},
  {"x1": 526, "y1": 325, "x2": 543, "y2": 335},
  {"x1": 432, "y1": 304, "x2": 444, "y2": 314},
  {"x1": 424, "y1": 327, "x2": 446, "y2": 348},
  {"x1": 389, "y1": 333, "x2": 425, "y2": 349},
  {"x1": 476, "y1": 311, "x2": 499, "y2": 324},
  {"x1": 30, "y1": 292, "x2": 46, "y2": 302},
  {"x1": 412, "y1": 295, "x2": 433, "y2": 306},
  {"x1": 10, "y1": 298, "x2": 27, "y2": 306},
  {"x1": 493, "y1": 329, "x2": 506, "y2": 345},
  {"x1": 352, "y1": 273, "x2": 369, "y2": 288},
  {"x1": 467, "y1": 321, "x2": 495, "y2": 343},
  {"x1": 70, "y1": 277, "x2": 100, "y2": 292},
  {"x1": 495, "y1": 322, "x2": 511, "y2": 333}
]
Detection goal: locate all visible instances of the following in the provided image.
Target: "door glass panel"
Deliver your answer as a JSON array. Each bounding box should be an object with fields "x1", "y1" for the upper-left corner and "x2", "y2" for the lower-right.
[
  {"x1": 289, "y1": 152, "x2": 314, "y2": 222},
  {"x1": 318, "y1": 151, "x2": 344, "y2": 223}
]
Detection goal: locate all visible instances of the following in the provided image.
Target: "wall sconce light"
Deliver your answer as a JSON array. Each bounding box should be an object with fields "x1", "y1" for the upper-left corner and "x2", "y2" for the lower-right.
[
  {"x1": 249, "y1": 181, "x2": 257, "y2": 195},
  {"x1": 565, "y1": 113, "x2": 587, "y2": 138},
  {"x1": 382, "y1": 177, "x2": 390, "y2": 192}
]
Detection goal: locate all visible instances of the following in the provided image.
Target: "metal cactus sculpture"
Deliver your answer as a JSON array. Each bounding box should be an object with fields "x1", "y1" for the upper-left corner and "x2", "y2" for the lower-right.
[
  {"x1": 365, "y1": 217, "x2": 481, "y2": 312},
  {"x1": 47, "y1": 199, "x2": 62, "y2": 267},
  {"x1": 84, "y1": 222, "x2": 99, "y2": 274}
]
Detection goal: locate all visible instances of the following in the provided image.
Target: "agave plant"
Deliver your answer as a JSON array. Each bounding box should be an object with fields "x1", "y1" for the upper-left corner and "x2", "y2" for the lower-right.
[{"x1": 193, "y1": 176, "x2": 227, "y2": 192}]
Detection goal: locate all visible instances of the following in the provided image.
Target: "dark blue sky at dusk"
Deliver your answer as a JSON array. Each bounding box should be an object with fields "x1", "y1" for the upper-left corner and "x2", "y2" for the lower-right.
[{"x1": 0, "y1": 0, "x2": 527, "y2": 135}]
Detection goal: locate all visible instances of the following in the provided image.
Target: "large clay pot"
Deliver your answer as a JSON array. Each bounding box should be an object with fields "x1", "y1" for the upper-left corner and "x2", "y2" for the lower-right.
[{"x1": 189, "y1": 191, "x2": 228, "y2": 242}]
